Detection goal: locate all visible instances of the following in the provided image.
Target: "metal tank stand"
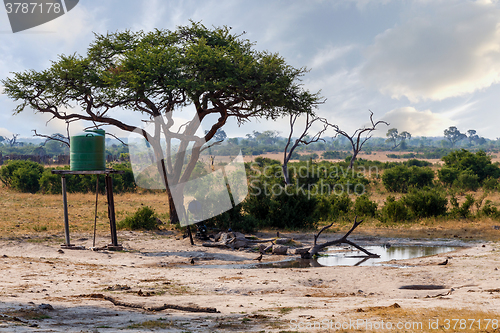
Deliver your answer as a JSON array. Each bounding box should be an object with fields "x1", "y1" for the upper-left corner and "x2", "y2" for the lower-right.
[{"x1": 51, "y1": 170, "x2": 124, "y2": 250}]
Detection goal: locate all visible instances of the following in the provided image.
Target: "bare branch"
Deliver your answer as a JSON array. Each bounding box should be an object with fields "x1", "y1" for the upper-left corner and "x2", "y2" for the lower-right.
[
  {"x1": 302, "y1": 216, "x2": 380, "y2": 259},
  {"x1": 331, "y1": 110, "x2": 389, "y2": 169},
  {"x1": 32, "y1": 130, "x2": 70, "y2": 147},
  {"x1": 282, "y1": 113, "x2": 332, "y2": 184}
]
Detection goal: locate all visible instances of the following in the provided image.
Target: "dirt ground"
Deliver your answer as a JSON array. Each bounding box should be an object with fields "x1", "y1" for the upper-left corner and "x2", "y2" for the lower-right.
[{"x1": 1, "y1": 229, "x2": 500, "y2": 333}]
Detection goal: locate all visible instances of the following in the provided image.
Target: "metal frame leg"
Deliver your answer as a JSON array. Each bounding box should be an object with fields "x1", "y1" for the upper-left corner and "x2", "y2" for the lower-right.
[
  {"x1": 61, "y1": 176, "x2": 71, "y2": 247},
  {"x1": 105, "y1": 175, "x2": 121, "y2": 249}
]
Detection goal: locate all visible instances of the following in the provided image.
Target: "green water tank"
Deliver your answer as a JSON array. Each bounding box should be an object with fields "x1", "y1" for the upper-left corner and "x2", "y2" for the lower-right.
[{"x1": 70, "y1": 129, "x2": 106, "y2": 171}]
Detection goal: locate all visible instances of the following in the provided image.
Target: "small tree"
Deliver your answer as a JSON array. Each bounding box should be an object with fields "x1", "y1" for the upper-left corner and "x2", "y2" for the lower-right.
[{"x1": 332, "y1": 110, "x2": 388, "y2": 169}]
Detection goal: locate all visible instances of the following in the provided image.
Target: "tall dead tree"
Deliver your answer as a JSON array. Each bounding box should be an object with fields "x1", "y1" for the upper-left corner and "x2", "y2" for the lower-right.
[
  {"x1": 282, "y1": 113, "x2": 329, "y2": 185},
  {"x1": 331, "y1": 110, "x2": 388, "y2": 169}
]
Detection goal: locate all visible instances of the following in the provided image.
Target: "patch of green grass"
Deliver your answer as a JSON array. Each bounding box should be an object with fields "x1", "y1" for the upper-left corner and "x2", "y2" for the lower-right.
[{"x1": 278, "y1": 307, "x2": 294, "y2": 315}]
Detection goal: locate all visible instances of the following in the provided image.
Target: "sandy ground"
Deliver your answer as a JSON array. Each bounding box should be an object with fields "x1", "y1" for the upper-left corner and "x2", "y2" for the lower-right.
[{"x1": 0, "y1": 230, "x2": 499, "y2": 332}]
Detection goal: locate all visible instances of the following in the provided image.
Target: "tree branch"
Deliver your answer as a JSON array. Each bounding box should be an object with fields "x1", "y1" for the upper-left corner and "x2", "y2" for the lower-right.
[{"x1": 302, "y1": 216, "x2": 380, "y2": 259}]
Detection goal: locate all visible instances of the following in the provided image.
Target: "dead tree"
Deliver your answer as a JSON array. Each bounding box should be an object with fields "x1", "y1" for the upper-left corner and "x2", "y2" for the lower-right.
[
  {"x1": 331, "y1": 110, "x2": 388, "y2": 169},
  {"x1": 282, "y1": 113, "x2": 329, "y2": 185},
  {"x1": 5, "y1": 134, "x2": 20, "y2": 147},
  {"x1": 301, "y1": 216, "x2": 380, "y2": 259}
]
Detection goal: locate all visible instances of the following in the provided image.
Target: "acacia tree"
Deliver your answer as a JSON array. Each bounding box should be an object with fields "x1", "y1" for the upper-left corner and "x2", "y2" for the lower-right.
[
  {"x1": 2, "y1": 22, "x2": 321, "y2": 224},
  {"x1": 444, "y1": 126, "x2": 466, "y2": 148},
  {"x1": 282, "y1": 113, "x2": 328, "y2": 185},
  {"x1": 386, "y1": 128, "x2": 411, "y2": 150},
  {"x1": 331, "y1": 111, "x2": 388, "y2": 169}
]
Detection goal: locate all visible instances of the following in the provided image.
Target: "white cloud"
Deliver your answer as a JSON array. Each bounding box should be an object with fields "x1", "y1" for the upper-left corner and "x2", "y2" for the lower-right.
[
  {"x1": 132, "y1": 0, "x2": 169, "y2": 31},
  {"x1": 381, "y1": 107, "x2": 451, "y2": 136},
  {"x1": 309, "y1": 44, "x2": 357, "y2": 69},
  {"x1": 361, "y1": 1, "x2": 500, "y2": 102},
  {"x1": 0, "y1": 128, "x2": 13, "y2": 137}
]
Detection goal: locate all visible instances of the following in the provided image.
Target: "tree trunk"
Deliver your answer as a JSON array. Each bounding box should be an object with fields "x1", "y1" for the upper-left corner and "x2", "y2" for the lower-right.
[
  {"x1": 282, "y1": 163, "x2": 291, "y2": 185},
  {"x1": 348, "y1": 151, "x2": 357, "y2": 170},
  {"x1": 167, "y1": 190, "x2": 179, "y2": 225}
]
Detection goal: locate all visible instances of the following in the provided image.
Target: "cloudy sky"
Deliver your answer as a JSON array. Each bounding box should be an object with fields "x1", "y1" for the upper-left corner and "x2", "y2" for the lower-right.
[{"x1": 1, "y1": 0, "x2": 500, "y2": 140}]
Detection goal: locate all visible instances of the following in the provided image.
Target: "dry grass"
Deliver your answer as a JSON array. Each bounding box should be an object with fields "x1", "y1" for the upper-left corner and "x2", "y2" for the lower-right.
[{"x1": 341, "y1": 305, "x2": 500, "y2": 333}]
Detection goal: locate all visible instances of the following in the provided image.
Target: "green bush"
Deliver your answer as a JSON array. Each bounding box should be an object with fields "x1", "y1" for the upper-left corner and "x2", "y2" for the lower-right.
[
  {"x1": 117, "y1": 206, "x2": 159, "y2": 230},
  {"x1": 438, "y1": 166, "x2": 460, "y2": 187},
  {"x1": 203, "y1": 204, "x2": 258, "y2": 233},
  {"x1": 481, "y1": 200, "x2": 499, "y2": 217},
  {"x1": 354, "y1": 194, "x2": 377, "y2": 217},
  {"x1": 38, "y1": 163, "x2": 136, "y2": 194},
  {"x1": 298, "y1": 153, "x2": 319, "y2": 161},
  {"x1": 243, "y1": 181, "x2": 317, "y2": 230},
  {"x1": 404, "y1": 159, "x2": 432, "y2": 167},
  {"x1": 450, "y1": 194, "x2": 475, "y2": 218},
  {"x1": 0, "y1": 160, "x2": 44, "y2": 193},
  {"x1": 332, "y1": 192, "x2": 352, "y2": 217},
  {"x1": 442, "y1": 149, "x2": 500, "y2": 183},
  {"x1": 453, "y1": 170, "x2": 480, "y2": 191},
  {"x1": 402, "y1": 188, "x2": 448, "y2": 218},
  {"x1": 380, "y1": 196, "x2": 410, "y2": 222},
  {"x1": 482, "y1": 177, "x2": 498, "y2": 191},
  {"x1": 382, "y1": 165, "x2": 434, "y2": 193}
]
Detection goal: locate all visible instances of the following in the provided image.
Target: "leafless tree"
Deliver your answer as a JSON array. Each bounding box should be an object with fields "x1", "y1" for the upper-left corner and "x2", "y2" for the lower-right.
[
  {"x1": 331, "y1": 110, "x2": 388, "y2": 169},
  {"x1": 282, "y1": 113, "x2": 329, "y2": 185},
  {"x1": 301, "y1": 216, "x2": 379, "y2": 259},
  {"x1": 5, "y1": 134, "x2": 20, "y2": 147}
]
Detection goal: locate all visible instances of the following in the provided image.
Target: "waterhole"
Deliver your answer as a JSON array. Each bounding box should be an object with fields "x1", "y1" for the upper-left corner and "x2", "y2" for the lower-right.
[{"x1": 315, "y1": 245, "x2": 458, "y2": 267}]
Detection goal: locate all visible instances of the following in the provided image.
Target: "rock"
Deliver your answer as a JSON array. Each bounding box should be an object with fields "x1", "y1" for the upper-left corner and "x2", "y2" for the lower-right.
[
  {"x1": 38, "y1": 304, "x2": 54, "y2": 311},
  {"x1": 294, "y1": 247, "x2": 310, "y2": 255},
  {"x1": 272, "y1": 245, "x2": 288, "y2": 255},
  {"x1": 275, "y1": 238, "x2": 290, "y2": 245},
  {"x1": 258, "y1": 244, "x2": 267, "y2": 253},
  {"x1": 228, "y1": 237, "x2": 248, "y2": 249}
]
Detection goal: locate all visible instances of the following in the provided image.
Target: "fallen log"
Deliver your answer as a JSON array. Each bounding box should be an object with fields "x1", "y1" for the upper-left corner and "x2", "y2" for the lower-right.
[
  {"x1": 301, "y1": 216, "x2": 380, "y2": 259},
  {"x1": 78, "y1": 294, "x2": 220, "y2": 313}
]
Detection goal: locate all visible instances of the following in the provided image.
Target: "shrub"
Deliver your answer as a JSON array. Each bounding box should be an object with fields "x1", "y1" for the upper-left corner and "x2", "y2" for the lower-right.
[
  {"x1": 203, "y1": 204, "x2": 257, "y2": 233},
  {"x1": 482, "y1": 177, "x2": 498, "y2": 191},
  {"x1": 404, "y1": 159, "x2": 432, "y2": 167},
  {"x1": 380, "y1": 196, "x2": 410, "y2": 222},
  {"x1": 39, "y1": 169, "x2": 62, "y2": 194},
  {"x1": 117, "y1": 206, "x2": 159, "y2": 230},
  {"x1": 0, "y1": 160, "x2": 44, "y2": 193},
  {"x1": 254, "y1": 157, "x2": 280, "y2": 167},
  {"x1": 442, "y1": 149, "x2": 500, "y2": 183},
  {"x1": 453, "y1": 170, "x2": 480, "y2": 191},
  {"x1": 322, "y1": 151, "x2": 349, "y2": 159},
  {"x1": 331, "y1": 192, "x2": 352, "y2": 217},
  {"x1": 402, "y1": 189, "x2": 448, "y2": 218},
  {"x1": 354, "y1": 194, "x2": 377, "y2": 217},
  {"x1": 298, "y1": 153, "x2": 319, "y2": 161},
  {"x1": 382, "y1": 165, "x2": 434, "y2": 193},
  {"x1": 481, "y1": 200, "x2": 499, "y2": 217},
  {"x1": 438, "y1": 166, "x2": 460, "y2": 187},
  {"x1": 450, "y1": 194, "x2": 475, "y2": 218},
  {"x1": 243, "y1": 182, "x2": 317, "y2": 230}
]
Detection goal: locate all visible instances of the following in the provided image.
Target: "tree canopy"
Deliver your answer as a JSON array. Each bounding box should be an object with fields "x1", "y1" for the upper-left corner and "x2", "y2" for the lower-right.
[{"x1": 2, "y1": 22, "x2": 322, "y2": 223}]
